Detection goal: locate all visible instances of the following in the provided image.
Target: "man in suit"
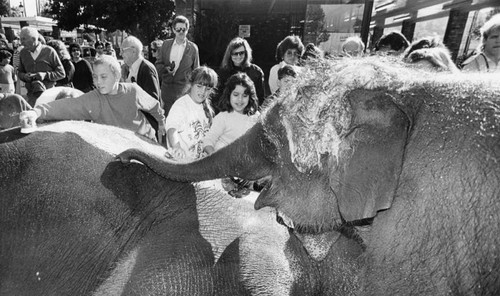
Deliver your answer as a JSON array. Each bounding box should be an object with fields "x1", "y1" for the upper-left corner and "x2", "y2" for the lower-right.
[
  {"x1": 121, "y1": 35, "x2": 162, "y2": 139},
  {"x1": 156, "y1": 15, "x2": 200, "y2": 115}
]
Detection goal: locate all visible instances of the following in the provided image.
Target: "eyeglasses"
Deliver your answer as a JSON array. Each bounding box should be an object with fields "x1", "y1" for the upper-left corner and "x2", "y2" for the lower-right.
[
  {"x1": 71, "y1": 49, "x2": 80, "y2": 52},
  {"x1": 285, "y1": 50, "x2": 300, "y2": 57},
  {"x1": 231, "y1": 51, "x2": 245, "y2": 57},
  {"x1": 174, "y1": 27, "x2": 187, "y2": 33}
]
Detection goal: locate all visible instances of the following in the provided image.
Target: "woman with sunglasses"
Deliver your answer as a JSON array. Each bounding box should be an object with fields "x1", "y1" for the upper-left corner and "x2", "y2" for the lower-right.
[
  {"x1": 149, "y1": 39, "x2": 163, "y2": 65},
  {"x1": 69, "y1": 43, "x2": 95, "y2": 92},
  {"x1": 155, "y1": 15, "x2": 200, "y2": 116},
  {"x1": 214, "y1": 37, "x2": 265, "y2": 112},
  {"x1": 268, "y1": 35, "x2": 304, "y2": 94}
]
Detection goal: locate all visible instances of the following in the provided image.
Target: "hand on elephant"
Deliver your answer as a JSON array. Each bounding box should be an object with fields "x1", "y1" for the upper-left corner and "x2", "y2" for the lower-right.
[
  {"x1": 19, "y1": 110, "x2": 39, "y2": 130},
  {"x1": 165, "y1": 147, "x2": 186, "y2": 160}
]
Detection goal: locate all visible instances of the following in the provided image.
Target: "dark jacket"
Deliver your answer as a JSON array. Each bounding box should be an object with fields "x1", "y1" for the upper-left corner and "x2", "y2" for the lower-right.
[{"x1": 56, "y1": 58, "x2": 75, "y2": 87}]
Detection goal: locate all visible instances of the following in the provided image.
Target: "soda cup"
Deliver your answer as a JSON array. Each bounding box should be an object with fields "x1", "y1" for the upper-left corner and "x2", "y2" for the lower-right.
[{"x1": 19, "y1": 111, "x2": 37, "y2": 134}]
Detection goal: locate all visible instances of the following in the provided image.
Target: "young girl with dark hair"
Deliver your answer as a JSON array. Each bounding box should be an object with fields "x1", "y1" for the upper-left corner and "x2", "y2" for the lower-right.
[
  {"x1": 165, "y1": 66, "x2": 218, "y2": 160},
  {"x1": 203, "y1": 72, "x2": 259, "y2": 155}
]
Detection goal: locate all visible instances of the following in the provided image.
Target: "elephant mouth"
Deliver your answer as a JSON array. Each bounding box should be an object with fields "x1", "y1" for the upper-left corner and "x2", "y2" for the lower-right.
[{"x1": 276, "y1": 210, "x2": 340, "y2": 261}]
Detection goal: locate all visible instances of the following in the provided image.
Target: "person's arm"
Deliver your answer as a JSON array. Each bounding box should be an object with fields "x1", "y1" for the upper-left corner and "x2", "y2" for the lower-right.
[
  {"x1": 192, "y1": 43, "x2": 200, "y2": 69},
  {"x1": 201, "y1": 113, "x2": 225, "y2": 153},
  {"x1": 18, "y1": 50, "x2": 31, "y2": 82},
  {"x1": 11, "y1": 65, "x2": 17, "y2": 83},
  {"x1": 140, "y1": 62, "x2": 161, "y2": 101},
  {"x1": 34, "y1": 94, "x2": 94, "y2": 121},
  {"x1": 254, "y1": 66, "x2": 266, "y2": 105},
  {"x1": 269, "y1": 65, "x2": 279, "y2": 94},
  {"x1": 155, "y1": 41, "x2": 167, "y2": 76},
  {"x1": 83, "y1": 60, "x2": 96, "y2": 90},
  {"x1": 166, "y1": 127, "x2": 186, "y2": 159},
  {"x1": 58, "y1": 59, "x2": 75, "y2": 85},
  {"x1": 135, "y1": 85, "x2": 165, "y2": 124}
]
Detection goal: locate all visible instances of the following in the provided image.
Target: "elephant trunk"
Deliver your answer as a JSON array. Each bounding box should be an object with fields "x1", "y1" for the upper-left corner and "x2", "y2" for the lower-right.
[{"x1": 117, "y1": 122, "x2": 273, "y2": 183}]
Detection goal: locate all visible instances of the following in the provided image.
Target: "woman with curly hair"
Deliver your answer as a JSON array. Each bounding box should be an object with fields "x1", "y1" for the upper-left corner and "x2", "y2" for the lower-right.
[{"x1": 203, "y1": 72, "x2": 259, "y2": 155}]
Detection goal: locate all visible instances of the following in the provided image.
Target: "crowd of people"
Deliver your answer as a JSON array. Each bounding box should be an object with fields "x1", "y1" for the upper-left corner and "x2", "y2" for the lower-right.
[{"x1": 8, "y1": 12, "x2": 500, "y2": 195}]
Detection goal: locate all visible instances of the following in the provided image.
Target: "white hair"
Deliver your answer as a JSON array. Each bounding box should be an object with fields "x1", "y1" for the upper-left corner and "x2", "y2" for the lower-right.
[
  {"x1": 20, "y1": 27, "x2": 39, "y2": 39},
  {"x1": 123, "y1": 36, "x2": 143, "y2": 55}
]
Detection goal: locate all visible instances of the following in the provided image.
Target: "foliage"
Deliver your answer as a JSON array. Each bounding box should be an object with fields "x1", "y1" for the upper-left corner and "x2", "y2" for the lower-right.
[
  {"x1": 9, "y1": 6, "x2": 23, "y2": 17},
  {"x1": 303, "y1": 5, "x2": 329, "y2": 45},
  {"x1": 193, "y1": 5, "x2": 240, "y2": 68},
  {"x1": 0, "y1": 0, "x2": 9, "y2": 16},
  {"x1": 47, "y1": 0, "x2": 175, "y2": 44}
]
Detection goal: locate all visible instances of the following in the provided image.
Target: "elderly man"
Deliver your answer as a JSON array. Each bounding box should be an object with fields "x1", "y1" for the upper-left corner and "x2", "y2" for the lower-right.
[
  {"x1": 121, "y1": 35, "x2": 162, "y2": 139},
  {"x1": 18, "y1": 27, "x2": 65, "y2": 106},
  {"x1": 156, "y1": 15, "x2": 200, "y2": 115}
]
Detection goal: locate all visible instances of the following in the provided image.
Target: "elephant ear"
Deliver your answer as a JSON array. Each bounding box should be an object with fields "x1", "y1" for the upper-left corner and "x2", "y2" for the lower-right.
[{"x1": 331, "y1": 89, "x2": 409, "y2": 222}]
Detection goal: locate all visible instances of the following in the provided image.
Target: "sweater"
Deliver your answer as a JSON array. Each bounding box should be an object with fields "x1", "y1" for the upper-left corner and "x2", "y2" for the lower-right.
[
  {"x1": 18, "y1": 45, "x2": 65, "y2": 94},
  {"x1": 202, "y1": 111, "x2": 259, "y2": 151},
  {"x1": 35, "y1": 83, "x2": 165, "y2": 140}
]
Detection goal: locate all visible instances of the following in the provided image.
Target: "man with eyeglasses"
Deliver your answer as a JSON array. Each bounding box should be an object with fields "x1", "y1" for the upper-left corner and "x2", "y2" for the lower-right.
[
  {"x1": 120, "y1": 36, "x2": 162, "y2": 141},
  {"x1": 155, "y1": 15, "x2": 200, "y2": 116}
]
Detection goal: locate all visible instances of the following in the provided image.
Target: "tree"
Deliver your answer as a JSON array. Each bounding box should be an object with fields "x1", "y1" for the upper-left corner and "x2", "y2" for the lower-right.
[
  {"x1": 303, "y1": 5, "x2": 329, "y2": 45},
  {"x1": 47, "y1": 0, "x2": 175, "y2": 44},
  {"x1": 193, "y1": 5, "x2": 240, "y2": 68},
  {"x1": 0, "y1": 0, "x2": 8, "y2": 16}
]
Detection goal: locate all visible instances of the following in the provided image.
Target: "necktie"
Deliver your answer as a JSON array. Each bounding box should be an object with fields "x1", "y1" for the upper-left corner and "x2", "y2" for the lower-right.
[{"x1": 131, "y1": 76, "x2": 136, "y2": 83}]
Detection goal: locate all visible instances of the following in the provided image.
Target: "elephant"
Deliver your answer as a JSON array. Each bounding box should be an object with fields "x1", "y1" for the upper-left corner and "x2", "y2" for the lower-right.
[
  {"x1": 118, "y1": 57, "x2": 500, "y2": 295},
  {"x1": 0, "y1": 121, "x2": 362, "y2": 295}
]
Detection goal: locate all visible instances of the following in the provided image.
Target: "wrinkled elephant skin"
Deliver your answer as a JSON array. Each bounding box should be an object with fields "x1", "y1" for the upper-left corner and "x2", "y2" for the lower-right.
[
  {"x1": 0, "y1": 121, "x2": 362, "y2": 295},
  {"x1": 0, "y1": 94, "x2": 31, "y2": 130},
  {"x1": 118, "y1": 57, "x2": 500, "y2": 295}
]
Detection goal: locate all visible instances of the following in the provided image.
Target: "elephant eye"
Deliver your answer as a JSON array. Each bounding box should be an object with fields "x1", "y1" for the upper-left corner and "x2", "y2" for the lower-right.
[{"x1": 261, "y1": 130, "x2": 280, "y2": 164}]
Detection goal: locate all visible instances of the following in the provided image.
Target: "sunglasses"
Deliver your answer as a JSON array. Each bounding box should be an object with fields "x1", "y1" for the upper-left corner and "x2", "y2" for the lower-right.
[
  {"x1": 231, "y1": 51, "x2": 245, "y2": 57},
  {"x1": 174, "y1": 27, "x2": 187, "y2": 33}
]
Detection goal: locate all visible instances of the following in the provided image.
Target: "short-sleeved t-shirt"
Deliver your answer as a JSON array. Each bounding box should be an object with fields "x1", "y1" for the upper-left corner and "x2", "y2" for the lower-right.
[{"x1": 165, "y1": 94, "x2": 211, "y2": 159}]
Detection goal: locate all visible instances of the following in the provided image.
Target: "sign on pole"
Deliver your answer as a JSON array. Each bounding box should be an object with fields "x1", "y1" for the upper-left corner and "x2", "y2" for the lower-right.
[{"x1": 239, "y1": 25, "x2": 251, "y2": 38}]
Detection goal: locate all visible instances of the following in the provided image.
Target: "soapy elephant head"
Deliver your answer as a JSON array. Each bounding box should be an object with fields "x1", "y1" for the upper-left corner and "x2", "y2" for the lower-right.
[{"x1": 119, "y1": 57, "x2": 500, "y2": 295}]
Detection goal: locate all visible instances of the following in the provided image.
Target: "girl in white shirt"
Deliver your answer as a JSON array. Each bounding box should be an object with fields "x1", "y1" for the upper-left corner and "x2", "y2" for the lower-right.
[
  {"x1": 165, "y1": 66, "x2": 217, "y2": 160},
  {"x1": 203, "y1": 72, "x2": 259, "y2": 155}
]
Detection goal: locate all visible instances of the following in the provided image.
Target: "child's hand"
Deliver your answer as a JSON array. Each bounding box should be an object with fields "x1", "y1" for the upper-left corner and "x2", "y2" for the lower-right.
[
  {"x1": 19, "y1": 110, "x2": 39, "y2": 129},
  {"x1": 165, "y1": 147, "x2": 185, "y2": 160}
]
